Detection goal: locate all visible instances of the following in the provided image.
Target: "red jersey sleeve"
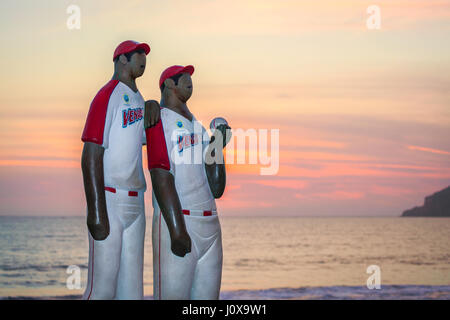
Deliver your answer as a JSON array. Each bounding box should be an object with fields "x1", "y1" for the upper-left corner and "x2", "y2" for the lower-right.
[
  {"x1": 146, "y1": 120, "x2": 171, "y2": 171},
  {"x1": 81, "y1": 80, "x2": 119, "y2": 147}
]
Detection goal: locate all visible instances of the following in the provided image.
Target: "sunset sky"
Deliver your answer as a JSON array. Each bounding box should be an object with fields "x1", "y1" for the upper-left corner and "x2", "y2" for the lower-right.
[{"x1": 0, "y1": 0, "x2": 449, "y2": 216}]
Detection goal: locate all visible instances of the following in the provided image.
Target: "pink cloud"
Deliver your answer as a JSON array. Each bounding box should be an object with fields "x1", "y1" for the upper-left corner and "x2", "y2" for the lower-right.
[
  {"x1": 254, "y1": 179, "x2": 308, "y2": 190},
  {"x1": 407, "y1": 145, "x2": 450, "y2": 156},
  {"x1": 296, "y1": 190, "x2": 365, "y2": 200},
  {"x1": 369, "y1": 185, "x2": 416, "y2": 196},
  {"x1": 0, "y1": 159, "x2": 79, "y2": 168}
]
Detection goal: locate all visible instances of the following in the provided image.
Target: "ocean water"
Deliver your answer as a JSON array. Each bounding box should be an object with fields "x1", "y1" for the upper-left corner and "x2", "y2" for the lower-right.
[{"x1": 0, "y1": 216, "x2": 449, "y2": 300}]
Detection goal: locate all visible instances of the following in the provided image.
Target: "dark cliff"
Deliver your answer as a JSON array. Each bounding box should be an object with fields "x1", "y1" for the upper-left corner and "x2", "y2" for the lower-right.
[{"x1": 402, "y1": 186, "x2": 450, "y2": 217}]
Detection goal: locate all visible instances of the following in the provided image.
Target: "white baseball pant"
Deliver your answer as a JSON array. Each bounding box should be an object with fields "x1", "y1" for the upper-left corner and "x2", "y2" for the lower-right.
[
  {"x1": 152, "y1": 209, "x2": 223, "y2": 300},
  {"x1": 82, "y1": 187, "x2": 146, "y2": 300}
]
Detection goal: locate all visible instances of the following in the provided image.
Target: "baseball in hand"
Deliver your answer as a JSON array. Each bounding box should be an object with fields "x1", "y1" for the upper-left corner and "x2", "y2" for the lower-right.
[{"x1": 210, "y1": 117, "x2": 228, "y2": 130}]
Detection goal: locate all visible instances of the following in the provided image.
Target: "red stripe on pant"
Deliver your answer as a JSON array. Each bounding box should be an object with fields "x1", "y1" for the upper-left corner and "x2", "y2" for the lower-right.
[
  {"x1": 105, "y1": 187, "x2": 138, "y2": 197},
  {"x1": 104, "y1": 186, "x2": 116, "y2": 193},
  {"x1": 182, "y1": 209, "x2": 213, "y2": 216},
  {"x1": 158, "y1": 210, "x2": 162, "y2": 300},
  {"x1": 87, "y1": 239, "x2": 95, "y2": 300}
]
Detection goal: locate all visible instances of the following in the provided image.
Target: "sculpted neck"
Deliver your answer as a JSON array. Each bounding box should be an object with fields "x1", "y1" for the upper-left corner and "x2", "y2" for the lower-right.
[
  {"x1": 161, "y1": 92, "x2": 193, "y2": 121},
  {"x1": 112, "y1": 69, "x2": 138, "y2": 93}
]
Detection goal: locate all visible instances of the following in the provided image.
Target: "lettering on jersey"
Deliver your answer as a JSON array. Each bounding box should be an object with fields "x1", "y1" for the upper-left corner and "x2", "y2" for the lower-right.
[
  {"x1": 122, "y1": 107, "x2": 143, "y2": 128},
  {"x1": 177, "y1": 133, "x2": 200, "y2": 153}
]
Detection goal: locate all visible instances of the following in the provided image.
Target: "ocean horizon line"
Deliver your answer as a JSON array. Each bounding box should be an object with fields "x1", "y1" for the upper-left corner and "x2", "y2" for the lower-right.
[
  {"x1": 2, "y1": 284, "x2": 450, "y2": 300},
  {"x1": 0, "y1": 214, "x2": 406, "y2": 218}
]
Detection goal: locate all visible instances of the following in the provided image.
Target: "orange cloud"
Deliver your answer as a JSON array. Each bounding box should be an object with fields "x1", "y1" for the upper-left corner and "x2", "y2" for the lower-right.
[
  {"x1": 407, "y1": 145, "x2": 450, "y2": 156},
  {"x1": 296, "y1": 190, "x2": 365, "y2": 200},
  {"x1": 0, "y1": 159, "x2": 79, "y2": 168},
  {"x1": 254, "y1": 179, "x2": 308, "y2": 190},
  {"x1": 218, "y1": 198, "x2": 275, "y2": 209},
  {"x1": 227, "y1": 161, "x2": 450, "y2": 179}
]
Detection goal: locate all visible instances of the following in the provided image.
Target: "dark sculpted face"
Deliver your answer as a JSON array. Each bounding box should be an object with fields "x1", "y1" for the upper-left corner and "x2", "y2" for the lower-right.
[
  {"x1": 128, "y1": 50, "x2": 147, "y2": 78},
  {"x1": 174, "y1": 73, "x2": 193, "y2": 102}
]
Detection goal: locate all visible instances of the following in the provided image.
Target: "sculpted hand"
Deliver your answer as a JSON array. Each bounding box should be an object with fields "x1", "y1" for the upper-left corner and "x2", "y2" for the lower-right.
[
  {"x1": 211, "y1": 124, "x2": 232, "y2": 149},
  {"x1": 144, "y1": 100, "x2": 161, "y2": 129},
  {"x1": 87, "y1": 211, "x2": 110, "y2": 241},
  {"x1": 170, "y1": 228, "x2": 192, "y2": 257}
]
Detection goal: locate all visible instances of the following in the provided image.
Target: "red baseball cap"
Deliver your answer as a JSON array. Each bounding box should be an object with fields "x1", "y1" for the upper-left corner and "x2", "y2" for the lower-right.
[
  {"x1": 159, "y1": 65, "x2": 195, "y2": 88},
  {"x1": 113, "y1": 40, "x2": 150, "y2": 61}
]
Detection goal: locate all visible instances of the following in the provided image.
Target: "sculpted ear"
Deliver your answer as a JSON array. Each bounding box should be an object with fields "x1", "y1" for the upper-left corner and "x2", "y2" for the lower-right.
[
  {"x1": 119, "y1": 54, "x2": 128, "y2": 65},
  {"x1": 164, "y1": 78, "x2": 176, "y2": 90}
]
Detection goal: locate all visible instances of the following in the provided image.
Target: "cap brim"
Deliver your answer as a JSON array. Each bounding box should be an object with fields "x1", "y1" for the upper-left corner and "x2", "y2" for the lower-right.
[
  {"x1": 181, "y1": 65, "x2": 194, "y2": 75},
  {"x1": 136, "y1": 43, "x2": 151, "y2": 55}
]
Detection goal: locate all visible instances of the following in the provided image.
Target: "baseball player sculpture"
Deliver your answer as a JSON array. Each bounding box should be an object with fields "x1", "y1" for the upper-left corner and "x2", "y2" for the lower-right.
[
  {"x1": 145, "y1": 65, "x2": 232, "y2": 300},
  {"x1": 80, "y1": 40, "x2": 160, "y2": 300}
]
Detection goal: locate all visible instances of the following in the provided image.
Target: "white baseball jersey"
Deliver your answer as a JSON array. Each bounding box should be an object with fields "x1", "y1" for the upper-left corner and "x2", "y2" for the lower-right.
[
  {"x1": 82, "y1": 79, "x2": 147, "y2": 192},
  {"x1": 146, "y1": 107, "x2": 223, "y2": 300},
  {"x1": 146, "y1": 107, "x2": 216, "y2": 212},
  {"x1": 81, "y1": 80, "x2": 147, "y2": 300}
]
